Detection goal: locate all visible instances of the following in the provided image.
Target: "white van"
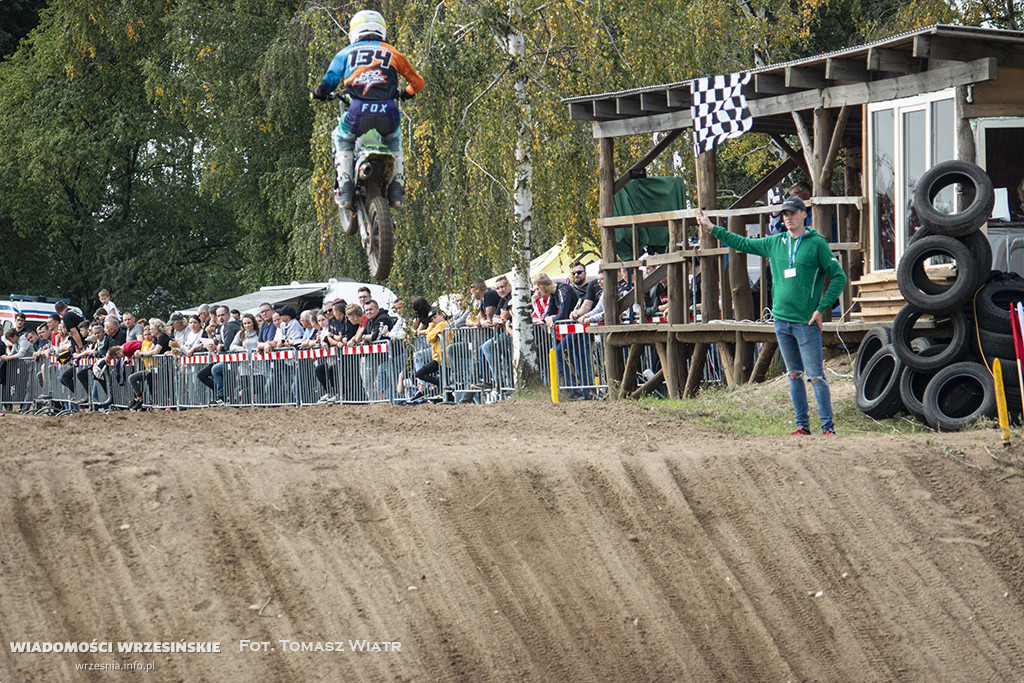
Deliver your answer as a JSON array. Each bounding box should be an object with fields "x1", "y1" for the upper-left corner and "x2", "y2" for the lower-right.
[
  {"x1": 0, "y1": 298, "x2": 58, "y2": 333},
  {"x1": 321, "y1": 278, "x2": 397, "y2": 311}
]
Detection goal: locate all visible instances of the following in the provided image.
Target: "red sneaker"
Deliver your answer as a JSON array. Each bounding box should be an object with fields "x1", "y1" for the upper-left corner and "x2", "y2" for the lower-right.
[
  {"x1": 822, "y1": 429, "x2": 836, "y2": 435},
  {"x1": 791, "y1": 427, "x2": 811, "y2": 435}
]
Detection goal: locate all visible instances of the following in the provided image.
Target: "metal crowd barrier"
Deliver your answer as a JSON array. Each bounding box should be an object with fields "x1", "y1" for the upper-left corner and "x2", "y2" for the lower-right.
[
  {"x1": 104, "y1": 358, "x2": 136, "y2": 410},
  {"x1": 551, "y1": 322, "x2": 608, "y2": 399},
  {"x1": 0, "y1": 321, "x2": 742, "y2": 413},
  {"x1": 176, "y1": 354, "x2": 214, "y2": 408},
  {"x1": 336, "y1": 342, "x2": 395, "y2": 404},
  {"x1": 430, "y1": 326, "x2": 517, "y2": 404},
  {"x1": 1, "y1": 357, "x2": 39, "y2": 409}
]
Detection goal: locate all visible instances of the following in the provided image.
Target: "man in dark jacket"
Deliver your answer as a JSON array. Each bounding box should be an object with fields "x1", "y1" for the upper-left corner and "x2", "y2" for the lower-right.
[
  {"x1": 361, "y1": 299, "x2": 395, "y2": 342},
  {"x1": 198, "y1": 306, "x2": 241, "y2": 405},
  {"x1": 534, "y1": 272, "x2": 593, "y2": 398},
  {"x1": 535, "y1": 272, "x2": 578, "y2": 329}
]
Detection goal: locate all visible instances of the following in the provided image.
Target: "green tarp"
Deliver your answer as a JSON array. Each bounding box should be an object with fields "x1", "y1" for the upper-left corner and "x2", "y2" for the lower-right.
[{"x1": 613, "y1": 176, "x2": 687, "y2": 261}]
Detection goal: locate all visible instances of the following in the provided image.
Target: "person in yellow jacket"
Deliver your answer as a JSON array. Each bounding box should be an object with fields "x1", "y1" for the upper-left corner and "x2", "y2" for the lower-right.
[{"x1": 410, "y1": 309, "x2": 446, "y2": 401}]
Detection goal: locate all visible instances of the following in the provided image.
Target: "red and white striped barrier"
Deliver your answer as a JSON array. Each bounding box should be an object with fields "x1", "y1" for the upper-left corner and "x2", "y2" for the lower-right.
[
  {"x1": 556, "y1": 323, "x2": 592, "y2": 335},
  {"x1": 341, "y1": 343, "x2": 389, "y2": 356},
  {"x1": 555, "y1": 315, "x2": 663, "y2": 336},
  {"x1": 296, "y1": 347, "x2": 338, "y2": 360},
  {"x1": 252, "y1": 350, "x2": 295, "y2": 361},
  {"x1": 178, "y1": 353, "x2": 250, "y2": 365}
]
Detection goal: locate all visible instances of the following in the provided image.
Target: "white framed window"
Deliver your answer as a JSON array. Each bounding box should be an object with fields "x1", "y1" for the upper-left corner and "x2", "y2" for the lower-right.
[{"x1": 868, "y1": 90, "x2": 956, "y2": 271}]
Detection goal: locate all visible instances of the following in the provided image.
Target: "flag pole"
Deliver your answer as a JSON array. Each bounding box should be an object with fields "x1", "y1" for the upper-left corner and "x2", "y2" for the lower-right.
[{"x1": 1012, "y1": 302, "x2": 1024, "y2": 410}]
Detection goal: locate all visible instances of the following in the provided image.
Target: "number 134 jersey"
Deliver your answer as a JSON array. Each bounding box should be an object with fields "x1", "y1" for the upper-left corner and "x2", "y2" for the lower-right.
[{"x1": 319, "y1": 40, "x2": 424, "y2": 102}]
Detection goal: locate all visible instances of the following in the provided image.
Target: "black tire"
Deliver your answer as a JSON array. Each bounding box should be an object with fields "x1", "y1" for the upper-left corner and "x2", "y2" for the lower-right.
[
  {"x1": 340, "y1": 206, "x2": 359, "y2": 236},
  {"x1": 367, "y1": 195, "x2": 394, "y2": 280},
  {"x1": 854, "y1": 326, "x2": 892, "y2": 385},
  {"x1": 335, "y1": 175, "x2": 359, "y2": 236},
  {"x1": 856, "y1": 345, "x2": 905, "y2": 419},
  {"x1": 913, "y1": 160, "x2": 995, "y2": 237},
  {"x1": 978, "y1": 326, "x2": 1016, "y2": 360},
  {"x1": 909, "y1": 225, "x2": 992, "y2": 293},
  {"x1": 898, "y1": 344, "x2": 948, "y2": 423},
  {"x1": 891, "y1": 304, "x2": 970, "y2": 372},
  {"x1": 897, "y1": 235, "x2": 979, "y2": 314},
  {"x1": 922, "y1": 361, "x2": 996, "y2": 431},
  {"x1": 975, "y1": 273, "x2": 1024, "y2": 334}
]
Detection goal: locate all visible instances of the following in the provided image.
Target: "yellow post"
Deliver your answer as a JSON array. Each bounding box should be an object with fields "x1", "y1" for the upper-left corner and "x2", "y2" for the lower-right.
[
  {"x1": 993, "y1": 359, "x2": 1011, "y2": 447},
  {"x1": 549, "y1": 348, "x2": 559, "y2": 404}
]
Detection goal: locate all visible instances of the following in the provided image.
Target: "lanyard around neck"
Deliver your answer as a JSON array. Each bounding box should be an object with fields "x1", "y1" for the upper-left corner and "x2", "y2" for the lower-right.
[{"x1": 787, "y1": 233, "x2": 803, "y2": 268}]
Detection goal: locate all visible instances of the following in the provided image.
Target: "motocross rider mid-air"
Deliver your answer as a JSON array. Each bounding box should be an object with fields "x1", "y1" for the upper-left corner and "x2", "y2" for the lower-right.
[{"x1": 311, "y1": 9, "x2": 424, "y2": 209}]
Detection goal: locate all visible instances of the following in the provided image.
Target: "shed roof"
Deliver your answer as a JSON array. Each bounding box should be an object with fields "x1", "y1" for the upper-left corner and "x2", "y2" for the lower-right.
[{"x1": 564, "y1": 24, "x2": 1024, "y2": 139}]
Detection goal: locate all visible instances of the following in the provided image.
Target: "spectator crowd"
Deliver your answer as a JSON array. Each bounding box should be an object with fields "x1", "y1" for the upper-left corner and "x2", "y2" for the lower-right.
[{"x1": 1, "y1": 265, "x2": 668, "y2": 413}]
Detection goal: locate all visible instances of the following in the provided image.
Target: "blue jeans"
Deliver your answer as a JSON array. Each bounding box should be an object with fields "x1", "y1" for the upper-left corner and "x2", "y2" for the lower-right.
[
  {"x1": 774, "y1": 319, "x2": 833, "y2": 433},
  {"x1": 555, "y1": 334, "x2": 593, "y2": 398},
  {"x1": 211, "y1": 362, "x2": 224, "y2": 399}
]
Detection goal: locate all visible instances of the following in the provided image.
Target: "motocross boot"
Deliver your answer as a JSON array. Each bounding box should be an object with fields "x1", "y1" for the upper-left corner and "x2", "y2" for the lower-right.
[
  {"x1": 334, "y1": 149, "x2": 355, "y2": 210},
  {"x1": 388, "y1": 149, "x2": 405, "y2": 208}
]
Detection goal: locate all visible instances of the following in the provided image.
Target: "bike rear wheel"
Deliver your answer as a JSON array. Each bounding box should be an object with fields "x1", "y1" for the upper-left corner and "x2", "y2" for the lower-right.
[{"x1": 367, "y1": 195, "x2": 394, "y2": 280}]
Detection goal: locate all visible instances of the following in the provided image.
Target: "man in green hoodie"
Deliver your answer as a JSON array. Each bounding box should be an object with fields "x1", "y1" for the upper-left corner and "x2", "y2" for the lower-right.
[{"x1": 697, "y1": 196, "x2": 847, "y2": 435}]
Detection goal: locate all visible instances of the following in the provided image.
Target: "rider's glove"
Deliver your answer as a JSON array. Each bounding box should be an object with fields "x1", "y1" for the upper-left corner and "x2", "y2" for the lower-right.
[
  {"x1": 310, "y1": 86, "x2": 329, "y2": 101},
  {"x1": 398, "y1": 89, "x2": 415, "y2": 101}
]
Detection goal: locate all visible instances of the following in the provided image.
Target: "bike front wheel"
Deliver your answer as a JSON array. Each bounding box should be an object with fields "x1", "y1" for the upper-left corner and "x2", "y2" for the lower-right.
[{"x1": 367, "y1": 195, "x2": 394, "y2": 280}]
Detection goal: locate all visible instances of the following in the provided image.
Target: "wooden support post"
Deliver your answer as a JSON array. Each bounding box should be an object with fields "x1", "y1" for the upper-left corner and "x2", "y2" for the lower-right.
[
  {"x1": 695, "y1": 148, "x2": 720, "y2": 322},
  {"x1": 956, "y1": 85, "x2": 976, "y2": 163},
  {"x1": 630, "y1": 369, "x2": 664, "y2": 400},
  {"x1": 684, "y1": 342, "x2": 709, "y2": 398},
  {"x1": 718, "y1": 341, "x2": 736, "y2": 388},
  {"x1": 844, "y1": 145, "x2": 864, "y2": 296},
  {"x1": 727, "y1": 214, "x2": 756, "y2": 382},
  {"x1": 733, "y1": 331, "x2": 752, "y2": 384},
  {"x1": 619, "y1": 343, "x2": 643, "y2": 399},
  {"x1": 666, "y1": 218, "x2": 685, "y2": 399},
  {"x1": 811, "y1": 106, "x2": 830, "y2": 239},
  {"x1": 599, "y1": 137, "x2": 622, "y2": 397},
  {"x1": 812, "y1": 107, "x2": 832, "y2": 323},
  {"x1": 749, "y1": 341, "x2": 778, "y2": 384}
]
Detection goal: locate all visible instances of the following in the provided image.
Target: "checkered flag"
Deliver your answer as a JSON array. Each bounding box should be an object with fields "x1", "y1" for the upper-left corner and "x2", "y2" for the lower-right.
[{"x1": 690, "y1": 72, "x2": 753, "y2": 157}]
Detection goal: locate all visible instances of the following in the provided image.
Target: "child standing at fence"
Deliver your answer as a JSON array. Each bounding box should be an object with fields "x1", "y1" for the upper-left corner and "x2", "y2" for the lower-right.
[{"x1": 98, "y1": 289, "x2": 120, "y2": 320}]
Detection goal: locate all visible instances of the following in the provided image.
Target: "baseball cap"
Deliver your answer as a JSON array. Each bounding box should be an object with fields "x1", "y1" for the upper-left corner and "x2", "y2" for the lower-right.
[
  {"x1": 779, "y1": 196, "x2": 807, "y2": 214},
  {"x1": 275, "y1": 305, "x2": 298, "y2": 319},
  {"x1": 168, "y1": 312, "x2": 185, "y2": 323}
]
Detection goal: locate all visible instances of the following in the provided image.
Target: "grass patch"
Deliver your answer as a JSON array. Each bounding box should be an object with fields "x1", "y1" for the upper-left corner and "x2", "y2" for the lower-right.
[{"x1": 640, "y1": 356, "x2": 938, "y2": 437}]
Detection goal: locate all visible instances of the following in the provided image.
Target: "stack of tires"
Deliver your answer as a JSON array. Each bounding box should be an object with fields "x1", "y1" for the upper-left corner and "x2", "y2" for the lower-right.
[{"x1": 855, "y1": 160, "x2": 1011, "y2": 431}]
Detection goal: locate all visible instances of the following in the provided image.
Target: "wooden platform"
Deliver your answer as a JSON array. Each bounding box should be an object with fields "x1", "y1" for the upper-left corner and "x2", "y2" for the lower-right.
[{"x1": 598, "y1": 319, "x2": 882, "y2": 346}]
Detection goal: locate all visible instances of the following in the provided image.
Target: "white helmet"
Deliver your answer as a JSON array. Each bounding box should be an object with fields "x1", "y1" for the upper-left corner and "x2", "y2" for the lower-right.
[{"x1": 348, "y1": 10, "x2": 386, "y2": 44}]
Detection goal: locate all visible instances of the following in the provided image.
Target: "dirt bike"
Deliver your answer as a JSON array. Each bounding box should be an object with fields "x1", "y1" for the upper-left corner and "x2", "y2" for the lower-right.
[{"x1": 328, "y1": 92, "x2": 396, "y2": 281}]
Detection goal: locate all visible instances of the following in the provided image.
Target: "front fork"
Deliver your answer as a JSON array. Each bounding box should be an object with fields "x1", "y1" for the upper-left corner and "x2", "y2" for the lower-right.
[{"x1": 355, "y1": 199, "x2": 372, "y2": 253}]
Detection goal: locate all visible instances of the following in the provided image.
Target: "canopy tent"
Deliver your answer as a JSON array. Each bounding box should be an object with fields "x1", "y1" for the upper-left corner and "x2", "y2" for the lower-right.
[
  {"x1": 174, "y1": 280, "x2": 397, "y2": 318},
  {"x1": 486, "y1": 237, "x2": 602, "y2": 287}
]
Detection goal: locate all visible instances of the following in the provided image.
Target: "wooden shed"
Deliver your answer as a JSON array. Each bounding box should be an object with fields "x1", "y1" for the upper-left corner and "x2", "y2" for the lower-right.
[{"x1": 564, "y1": 24, "x2": 1024, "y2": 398}]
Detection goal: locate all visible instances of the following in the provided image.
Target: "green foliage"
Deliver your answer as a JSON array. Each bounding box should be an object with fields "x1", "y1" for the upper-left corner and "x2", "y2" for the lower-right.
[
  {"x1": 0, "y1": 0, "x2": 989, "y2": 316},
  {"x1": 0, "y1": 0, "x2": 47, "y2": 58}
]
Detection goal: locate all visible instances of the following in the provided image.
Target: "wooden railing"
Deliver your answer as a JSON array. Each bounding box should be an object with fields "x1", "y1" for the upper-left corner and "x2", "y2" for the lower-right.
[{"x1": 595, "y1": 197, "x2": 864, "y2": 326}]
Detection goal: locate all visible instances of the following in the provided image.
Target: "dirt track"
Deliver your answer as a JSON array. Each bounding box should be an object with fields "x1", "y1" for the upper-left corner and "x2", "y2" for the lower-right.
[{"x1": 2, "y1": 400, "x2": 1023, "y2": 681}]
